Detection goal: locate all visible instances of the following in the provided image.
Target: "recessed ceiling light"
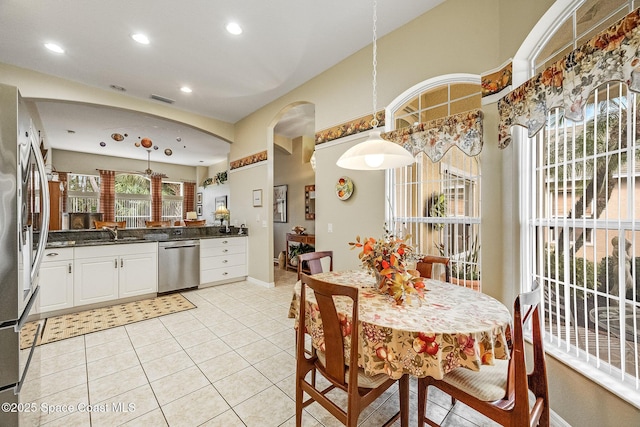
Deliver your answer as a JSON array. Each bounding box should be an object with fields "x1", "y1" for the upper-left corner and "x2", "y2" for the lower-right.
[
  {"x1": 44, "y1": 43, "x2": 65, "y2": 54},
  {"x1": 226, "y1": 22, "x2": 242, "y2": 35},
  {"x1": 131, "y1": 33, "x2": 150, "y2": 44},
  {"x1": 180, "y1": 86, "x2": 192, "y2": 93}
]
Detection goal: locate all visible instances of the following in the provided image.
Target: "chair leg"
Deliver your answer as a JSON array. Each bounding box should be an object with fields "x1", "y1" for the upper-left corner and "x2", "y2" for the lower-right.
[
  {"x1": 417, "y1": 378, "x2": 426, "y2": 426},
  {"x1": 399, "y1": 375, "x2": 409, "y2": 427},
  {"x1": 295, "y1": 367, "x2": 304, "y2": 427}
]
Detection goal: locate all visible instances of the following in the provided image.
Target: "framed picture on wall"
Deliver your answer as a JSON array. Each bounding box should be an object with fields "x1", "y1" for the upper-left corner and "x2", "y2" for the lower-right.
[
  {"x1": 196, "y1": 205, "x2": 202, "y2": 216},
  {"x1": 253, "y1": 189, "x2": 263, "y2": 207},
  {"x1": 274, "y1": 184, "x2": 287, "y2": 223},
  {"x1": 197, "y1": 192, "x2": 203, "y2": 205},
  {"x1": 215, "y1": 195, "x2": 227, "y2": 210}
]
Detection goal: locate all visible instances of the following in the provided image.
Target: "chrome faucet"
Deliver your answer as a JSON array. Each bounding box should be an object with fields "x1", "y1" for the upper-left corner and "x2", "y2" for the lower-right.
[{"x1": 102, "y1": 226, "x2": 118, "y2": 241}]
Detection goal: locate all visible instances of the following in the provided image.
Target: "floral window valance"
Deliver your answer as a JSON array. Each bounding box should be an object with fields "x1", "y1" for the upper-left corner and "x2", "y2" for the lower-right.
[
  {"x1": 382, "y1": 109, "x2": 483, "y2": 163},
  {"x1": 498, "y1": 8, "x2": 640, "y2": 148}
]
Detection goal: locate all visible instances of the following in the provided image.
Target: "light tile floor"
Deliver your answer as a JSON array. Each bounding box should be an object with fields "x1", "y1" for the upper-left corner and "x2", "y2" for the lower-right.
[{"x1": 20, "y1": 268, "x2": 511, "y2": 426}]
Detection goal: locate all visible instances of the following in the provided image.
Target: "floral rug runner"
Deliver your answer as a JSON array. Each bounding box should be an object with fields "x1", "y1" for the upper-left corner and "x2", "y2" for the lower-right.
[{"x1": 20, "y1": 293, "x2": 196, "y2": 350}]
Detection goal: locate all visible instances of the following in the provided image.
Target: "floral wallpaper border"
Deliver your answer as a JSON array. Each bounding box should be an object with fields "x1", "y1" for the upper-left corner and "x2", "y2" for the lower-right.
[
  {"x1": 230, "y1": 150, "x2": 268, "y2": 170},
  {"x1": 382, "y1": 109, "x2": 483, "y2": 163},
  {"x1": 481, "y1": 61, "x2": 512, "y2": 98},
  {"x1": 315, "y1": 110, "x2": 385, "y2": 145},
  {"x1": 498, "y1": 8, "x2": 640, "y2": 148}
]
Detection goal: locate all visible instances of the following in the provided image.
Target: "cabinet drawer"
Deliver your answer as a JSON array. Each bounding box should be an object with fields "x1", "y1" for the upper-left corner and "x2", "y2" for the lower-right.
[
  {"x1": 200, "y1": 237, "x2": 246, "y2": 249},
  {"x1": 43, "y1": 247, "x2": 74, "y2": 262},
  {"x1": 75, "y1": 242, "x2": 157, "y2": 259},
  {"x1": 201, "y1": 245, "x2": 245, "y2": 258},
  {"x1": 200, "y1": 264, "x2": 247, "y2": 284},
  {"x1": 201, "y1": 253, "x2": 245, "y2": 270}
]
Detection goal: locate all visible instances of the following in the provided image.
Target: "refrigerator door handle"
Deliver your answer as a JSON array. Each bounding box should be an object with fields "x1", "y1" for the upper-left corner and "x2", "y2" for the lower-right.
[
  {"x1": 30, "y1": 127, "x2": 50, "y2": 284},
  {"x1": 15, "y1": 285, "x2": 39, "y2": 332}
]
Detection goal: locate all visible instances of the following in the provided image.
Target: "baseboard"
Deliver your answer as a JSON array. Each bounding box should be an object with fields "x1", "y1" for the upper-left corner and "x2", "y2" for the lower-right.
[
  {"x1": 550, "y1": 409, "x2": 571, "y2": 427},
  {"x1": 247, "y1": 276, "x2": 274, "y2": 288}
]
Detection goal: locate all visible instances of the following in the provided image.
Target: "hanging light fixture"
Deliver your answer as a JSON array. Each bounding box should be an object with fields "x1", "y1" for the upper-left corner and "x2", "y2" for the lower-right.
[{"x1": 337, "y1": 0, "x2": 414, "y2": 170}]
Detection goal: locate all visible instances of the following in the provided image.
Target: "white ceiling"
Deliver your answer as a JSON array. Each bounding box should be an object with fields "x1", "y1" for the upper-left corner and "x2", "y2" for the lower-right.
[{"x1": 0, "y1": 0, "x2": 443, "y2": 166}]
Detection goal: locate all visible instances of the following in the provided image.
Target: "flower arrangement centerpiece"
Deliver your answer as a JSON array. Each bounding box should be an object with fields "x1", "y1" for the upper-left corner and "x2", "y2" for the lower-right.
[{"x1": 349, "y1": 228, "x2": 425, "y2": 305}]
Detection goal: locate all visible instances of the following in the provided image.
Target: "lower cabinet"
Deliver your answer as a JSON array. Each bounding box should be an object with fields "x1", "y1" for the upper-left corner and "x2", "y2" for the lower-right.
[
  {"x1": 35, "y1": 248, "x2": 74, "y2": 314},
  {"x1": 200, "y1": 237, "x2": 247, "y2": 284},
  {"x1": 73, "y1": 243, "x2": 158, "y2": 307},
  {"x1": 73, "y1": 256, "x2": 119, "y2": 306}
]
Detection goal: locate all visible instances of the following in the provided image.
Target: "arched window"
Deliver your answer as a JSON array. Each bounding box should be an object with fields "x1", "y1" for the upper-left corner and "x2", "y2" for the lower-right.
[{"x1": 387, "y1": 77, "x2": 482, "y2": 289}]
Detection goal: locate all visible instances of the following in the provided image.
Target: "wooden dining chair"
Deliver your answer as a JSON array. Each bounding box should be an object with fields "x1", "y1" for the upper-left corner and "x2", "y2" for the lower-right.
[
  {"x1": 417, "y1": 280, "x2": 548, "y2": 427},
  {"x1": 296, "y1": 250, "x2": 333, "y2": 280},
  {"x1": 416, "y1": 255, "x2": 450, "y2": 282},
  {"x1": 296, "y1": 273, "x2": 409, "y2": 427},
  {"x1": 94, "y1": 220, "x2": 126, "y2": 229}
]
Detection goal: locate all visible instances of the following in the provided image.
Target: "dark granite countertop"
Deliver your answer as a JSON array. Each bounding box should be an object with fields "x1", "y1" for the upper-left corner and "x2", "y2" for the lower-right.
[{"x1": 43, "y1": 225, "x2": 247, "y2": 248}]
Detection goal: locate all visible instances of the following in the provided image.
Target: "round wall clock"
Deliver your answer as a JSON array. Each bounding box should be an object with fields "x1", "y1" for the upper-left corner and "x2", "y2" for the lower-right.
[{"x1": 336, "y1": 176, "x2": 354, "y2": 200}]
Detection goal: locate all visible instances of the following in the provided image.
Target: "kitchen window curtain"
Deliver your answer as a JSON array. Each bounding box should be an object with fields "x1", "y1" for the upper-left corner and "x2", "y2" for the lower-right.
[
  {"x1": 183, "y1": 182, "x2": 195, "y2": 219},
  {"x1": 497, "y1": 8, "x2": 640, "y2": 147},
  {"x1": 57, "y1": 171, "x2": 68, "y2": 213},
  {"x1": 382, "y1": 109, "x2": 483, "y2": 162},
  {"x1": 98, "y1": 169, "x2": 115, "y2": 222},
  {"x1": 150, "y1": 174, "x2": 163, "y2": 222}
]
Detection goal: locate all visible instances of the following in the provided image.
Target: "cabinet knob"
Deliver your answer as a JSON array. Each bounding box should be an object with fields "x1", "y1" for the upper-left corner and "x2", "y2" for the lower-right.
[
  {"x1": 68, "y1": 263, "x2": 72, "y2": 274},
  {"x1": 115, "y1": 259, "x2": 118, "y2": 268},
  {"x1": 47, "y1": 252, "x2": 59, "y2": 257},
  {"x1": 222, "y1": 240, "x2": 228, "y2": 244},
  {"x1": 222, "y1": 249, "x2": 229, "y2": 253},
  {"x1": 222, "y1": 260, "x2": 228, "y2": 263},
  {"x1": 222, "y1": 272, "x2": 228, "y2": 275},
  {"x1": 120, "y1": 258, "x2": 124, "y2": 268}
]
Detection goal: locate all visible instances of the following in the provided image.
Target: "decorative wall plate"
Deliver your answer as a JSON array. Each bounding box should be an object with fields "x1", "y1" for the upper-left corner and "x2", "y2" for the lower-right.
[{"x1": 336, "y1": 176, "x2": 354, "y2": 200}]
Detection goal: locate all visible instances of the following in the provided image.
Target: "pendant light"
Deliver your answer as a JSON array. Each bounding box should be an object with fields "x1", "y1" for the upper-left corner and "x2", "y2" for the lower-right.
[{"x1": 336, "y1": 0, "x2": 414, "y2": 170}]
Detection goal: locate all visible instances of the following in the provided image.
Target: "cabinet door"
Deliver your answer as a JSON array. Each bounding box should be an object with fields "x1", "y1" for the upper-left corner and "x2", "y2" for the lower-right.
[
  {"x1": 119, "y1": 252, "x2": 158, "y2": 298},
  {"x1": 73, "y1": 256, "x2": 119, "y2": 306},
  {"x1": 37, "y1": 260, "x2": 74, "y2": 313}
]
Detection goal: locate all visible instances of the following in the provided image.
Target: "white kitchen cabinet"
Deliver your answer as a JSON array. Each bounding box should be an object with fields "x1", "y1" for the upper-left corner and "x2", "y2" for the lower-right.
[
  {"x1": 74, "y1": 242, "x2": 158, "y2": 307},
  {"x1": 118, "y1": 250, "x2": 158, "y2": 298},
  {"x1": 35, "y1": 247, "x2": 74, "y2": 314},
  {"x1": 200, "y1": 237, "x2": 247, "y2": 285}
]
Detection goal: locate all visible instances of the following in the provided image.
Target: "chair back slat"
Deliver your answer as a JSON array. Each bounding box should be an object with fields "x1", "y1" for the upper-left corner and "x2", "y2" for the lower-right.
[
  {"x1": 300, "y1": 273, "x2": 358, "y2": 388},
  {"x1": 416, "y1": 255, "x2": 450, "y2": 282},
  {"x1": 297, "y1": 251, "x2": 334, "y2": 280}
]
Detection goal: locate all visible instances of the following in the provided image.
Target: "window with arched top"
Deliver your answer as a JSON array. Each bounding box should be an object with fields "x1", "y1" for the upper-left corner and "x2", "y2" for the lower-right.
[{"x1": 387, "y1": 77, "x2": 482, "y2": 289}]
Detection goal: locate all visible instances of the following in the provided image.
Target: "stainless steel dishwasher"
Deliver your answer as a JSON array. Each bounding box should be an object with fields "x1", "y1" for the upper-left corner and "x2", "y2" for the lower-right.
[{"x1": 158, "y1": 240, "x2": 200, "y2": 293}]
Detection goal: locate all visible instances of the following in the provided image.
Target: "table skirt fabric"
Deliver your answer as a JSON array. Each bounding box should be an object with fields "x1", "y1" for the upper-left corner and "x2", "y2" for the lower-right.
[{"x1": 290, "y1": 270, "x2": 512, "y2": 380}]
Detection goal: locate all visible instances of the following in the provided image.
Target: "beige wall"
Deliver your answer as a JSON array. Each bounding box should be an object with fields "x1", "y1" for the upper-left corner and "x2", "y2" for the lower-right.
[{"x1": 273, "y1": 137, "x2": 316, "y2": 259}]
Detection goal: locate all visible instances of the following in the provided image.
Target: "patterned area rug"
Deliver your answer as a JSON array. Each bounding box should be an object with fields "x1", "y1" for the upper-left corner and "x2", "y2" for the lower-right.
[{"x1": 21, "y1": 293, "x2": 195, "y2": 350}]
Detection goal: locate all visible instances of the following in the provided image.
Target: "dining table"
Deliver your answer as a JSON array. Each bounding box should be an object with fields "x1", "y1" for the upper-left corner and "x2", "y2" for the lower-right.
[{"x1": 289, "y1": 269, "x2": 513, "y2": 380}]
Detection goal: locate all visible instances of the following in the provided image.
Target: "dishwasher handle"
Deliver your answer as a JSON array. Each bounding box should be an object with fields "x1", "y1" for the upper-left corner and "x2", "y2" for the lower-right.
[{"x1": 163, "y1": 244, "x2": 198, "y2": 249}]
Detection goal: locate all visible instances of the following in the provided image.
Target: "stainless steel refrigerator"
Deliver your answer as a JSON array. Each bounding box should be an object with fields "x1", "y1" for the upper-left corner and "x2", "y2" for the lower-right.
[{"x1": 0, "y1": 84, "x2": 50, "y2": 426}]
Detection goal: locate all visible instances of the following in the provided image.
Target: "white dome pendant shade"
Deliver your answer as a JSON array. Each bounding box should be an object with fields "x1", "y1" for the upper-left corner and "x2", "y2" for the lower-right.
[
  {"x1": 336, "y1": 0, "x2": 414, "y2": 171},
  {"x1": 336, "y1": 130, "x2": 414, "y2": 170}
]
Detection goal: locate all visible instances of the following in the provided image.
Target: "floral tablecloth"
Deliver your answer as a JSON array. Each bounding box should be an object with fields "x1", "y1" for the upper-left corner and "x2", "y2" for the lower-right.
[{"x1": 289, "y1": 270, "x2": 512, "y2": 380}]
